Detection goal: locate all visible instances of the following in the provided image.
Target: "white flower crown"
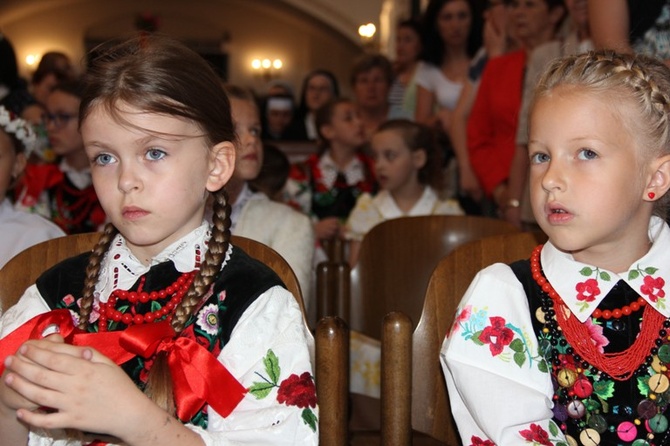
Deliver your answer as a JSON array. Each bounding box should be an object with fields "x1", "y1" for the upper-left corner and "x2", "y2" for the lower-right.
[{"x1": 0, "y1": 105, "x2": 37, "y2": 156}]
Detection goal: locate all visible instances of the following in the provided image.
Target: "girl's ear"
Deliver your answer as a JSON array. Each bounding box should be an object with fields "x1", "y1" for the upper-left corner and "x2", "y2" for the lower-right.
[
  {"x1": 12, "y1": 152, "x2": 27, "y2": 180},
  {"x1": 645, "y1": 154, "x2": 670, "y2": 201},
  {"x1": 412, "y1": 148, "x2": 427, "y2": 170},
  {"x1": 206, "y1": 141, "x2": 236, "y2": 192}
]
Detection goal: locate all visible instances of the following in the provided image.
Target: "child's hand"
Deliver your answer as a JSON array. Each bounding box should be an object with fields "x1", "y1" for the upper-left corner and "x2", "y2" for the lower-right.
[
  {"x1": 316, "y1": 217, "x2": 341, "y2": 240},
  {"x1": 0, "y1": 333, "x2": 66, "y2": 413},
  {"x1": 2, "y1": 338, "x2": 152, "y2": 440}
]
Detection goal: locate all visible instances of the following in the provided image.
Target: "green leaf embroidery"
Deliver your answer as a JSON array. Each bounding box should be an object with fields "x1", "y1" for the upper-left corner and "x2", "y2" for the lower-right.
[
  {"x1": 580, "y1": 267, "x2": 593, "y2": 276},
  {"x1": 510, "y1": 338, "x2": 524, "y2": 352},
  {"x1": 638, "y1": 376, "x2": 651, "y2": 396},
  {"x1": 513, "y1": 352, "x2": 526, "y2": 367},
  {"x1": 628, "y1": 270, "x2": 640, "y2": 280},
  {"x1": 471, "y1": 331, "x2": 484, "y2": 345},
  {"x1": 645, "y1": 267, "x2": 659, "y2": 274},
  {"x1": 599, "y1": 271, "x2": 611, "y2": 281},
  {"x1": 538, "y1": 359, "x2": 549, "y2": 373},
  {"x1": 264, "y1": 350, "x2": 280, "y2": 385},
  {"x1": 302, "y1": 408, "x2": 318, "y2": 432},
  {"x1": 249, "y1": 381, "x2": 275, "y2": 399},
  {"x1": 593, "y1": 380, "x2": 615, "y2": 399},
  {"x1": 549, "y1": 420, "x2": 559, "y2": 436}
]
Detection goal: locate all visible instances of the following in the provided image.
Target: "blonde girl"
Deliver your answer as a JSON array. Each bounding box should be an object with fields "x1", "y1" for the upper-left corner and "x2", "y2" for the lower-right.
[{"x1": 442, "y1": 51, "x2": 670, "y2": 445}]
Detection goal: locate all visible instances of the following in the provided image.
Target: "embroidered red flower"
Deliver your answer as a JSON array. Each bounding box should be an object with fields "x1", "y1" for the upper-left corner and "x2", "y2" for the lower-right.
[
  {"x1": 451, "y1": 305, "x2": 472, "y2": 335},
  {"x1": 277, "y1": 372, "x2": 317, "y2": 409},
  {"x1": 519, "y1": 423, "x2": 551, "y2": 445},
  {"x1": 641, "y1": 275, "x2": 665, "y2": 302},
  {"x1": 478, "y1": 316, "x2": 514, "y2": 356},
  {"x1": 470, "y1": 436, "x2": 496, "y2": 446},
  {"x1": 575, "y1": 278, "x2": 600, "y2": 302}
]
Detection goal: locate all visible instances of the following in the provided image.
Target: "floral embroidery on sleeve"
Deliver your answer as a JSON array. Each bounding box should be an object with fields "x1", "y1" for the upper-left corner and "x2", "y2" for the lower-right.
[
  {"x1": 519, "y1": 422, "x2": 567, "y2": 445},
  {"x1": 250, "y1": 349, "x2": 318, "y2": 432},
  {"x1": 455, "y1": 305, "x2": 548, "y2": 373}
]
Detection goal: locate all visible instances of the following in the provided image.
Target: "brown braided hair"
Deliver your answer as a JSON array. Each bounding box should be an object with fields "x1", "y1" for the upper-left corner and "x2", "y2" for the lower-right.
[
  {"x1": 78, "y1": 34, "x2": 236, "y2": 415},
  {"x1": 531, "y1": 50, "x2": 670, "y2": 217}
]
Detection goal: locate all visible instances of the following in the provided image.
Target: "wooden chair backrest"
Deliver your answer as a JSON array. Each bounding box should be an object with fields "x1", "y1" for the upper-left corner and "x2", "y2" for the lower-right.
[
  {"x1": 380, "y1": 231, "x2": 547, "y2": 444},
  {"x1": 0, "y1": 233, "x2": 305, "y2": 317},
  {"x1": 350, "y1": 215, "x2": 520, "y2": 339}
]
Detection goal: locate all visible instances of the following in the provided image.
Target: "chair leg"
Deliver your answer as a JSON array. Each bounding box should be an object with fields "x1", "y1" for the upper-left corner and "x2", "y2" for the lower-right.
[
  {"x1": 316, "y1": 316, "x2": 350, "y2": 446},
  {"x1": 381, "y1": 312, "x2": 412, "y2": 446}
]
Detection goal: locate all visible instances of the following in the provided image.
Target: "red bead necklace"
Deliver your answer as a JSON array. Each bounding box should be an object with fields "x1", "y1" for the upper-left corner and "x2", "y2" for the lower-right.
[
  {"x1": 531, "y1": 245, "x2": 665, "y2": 381},
  {"x1": 591, "y1": 297, "x2": 646, "y2": 320},
  {"x1": 98, "y1": 271, "x2": 196, "y2": 332}
]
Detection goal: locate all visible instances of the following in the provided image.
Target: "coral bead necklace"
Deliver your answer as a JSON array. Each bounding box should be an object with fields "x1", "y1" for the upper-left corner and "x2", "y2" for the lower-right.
[{"x1": 98, "y1": 271, "x2": 196, "y2": 332}]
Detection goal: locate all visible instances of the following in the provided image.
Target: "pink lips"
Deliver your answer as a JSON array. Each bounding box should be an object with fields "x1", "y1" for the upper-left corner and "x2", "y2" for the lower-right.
[
  {"x1": 545, "y1": 202, "x2": 572, "y2": 224},
  {"x1": 122, "y1": 206, "x2": 149, "y2": 221}
]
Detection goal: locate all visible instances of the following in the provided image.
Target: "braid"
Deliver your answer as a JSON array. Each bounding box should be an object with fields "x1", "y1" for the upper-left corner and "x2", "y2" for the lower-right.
[
  {"x1": 78, "y1": 223, "x2": 118, "y2": 330},
  {"x1": 171, "y1": 188, "x2": 231, "y2": 332},
  {"x1": 534, "y1": 51, "x2": 670, "y2": 216}
]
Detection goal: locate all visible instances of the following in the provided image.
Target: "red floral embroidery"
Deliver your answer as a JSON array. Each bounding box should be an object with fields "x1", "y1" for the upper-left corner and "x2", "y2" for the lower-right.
[
  {"x1": 277, "y1": 372, "x2": 317, "y2": 409},
  {"x1": 641, "y1": 275, "x2": 665, "y2": 302},
  {"x1": 575, "y1": 278, "x2": 600, "y2": 302},
  {"x1": 451, "y1": 305, "x2": 472, "y2": 335},
  {"x1": 470, "y1": 436, "x2": 496, "y2": 446},
  {"x1": 519, "y1": 423, "x2": 551, "y2": 446},
  {"x1": 478, "y1": 316, "x2": 514, "y2": 356}
]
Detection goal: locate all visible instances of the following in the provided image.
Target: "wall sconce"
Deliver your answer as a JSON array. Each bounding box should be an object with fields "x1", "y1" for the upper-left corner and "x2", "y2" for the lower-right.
[
  {"x1": 358, "y1": 23, "x2": 377, "y2": 51},
  {"x1": 25, "y1": 54, "x2": 41, "y2": 68},
  {"x1": 251, "y1": 58, "x2": 283, "y2": 80}
]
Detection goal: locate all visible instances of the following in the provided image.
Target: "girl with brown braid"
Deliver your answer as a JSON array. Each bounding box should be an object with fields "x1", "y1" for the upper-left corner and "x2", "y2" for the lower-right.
[
  {"x1": 442, "y1": 51, "x2": 670, "y2": 445},
  {"x1": 0, "y1": 35, "x2": 317, "y2": 446}
]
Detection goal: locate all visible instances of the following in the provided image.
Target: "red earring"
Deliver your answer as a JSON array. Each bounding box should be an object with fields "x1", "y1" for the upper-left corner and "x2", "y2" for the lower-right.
[{"x1": 648, "y1": 192, "x2": 656, "y2": 199}]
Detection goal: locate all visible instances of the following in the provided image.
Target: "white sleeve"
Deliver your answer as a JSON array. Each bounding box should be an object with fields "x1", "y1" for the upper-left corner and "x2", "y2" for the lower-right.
[
  {"x1": 440, "y1": 264, "x2": 566, "y2": 445},
  {"x1": 193, "y1": 285, "x2": 318, "y2": 446},
  {"x1": 414, "y1": 62, "x2": 439, "y2": 91},
  {"x1": 0, "y1": 285, "x2": 51, "y2": 337}
]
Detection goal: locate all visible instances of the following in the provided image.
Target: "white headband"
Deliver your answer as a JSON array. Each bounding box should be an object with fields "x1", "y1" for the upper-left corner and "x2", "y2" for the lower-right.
[
  {"x1": 0, "y1": 105, "x2": 37, "y2": 156},
  {"x1": 267, "y1": 97, "x2": 293, "y2": 112}
]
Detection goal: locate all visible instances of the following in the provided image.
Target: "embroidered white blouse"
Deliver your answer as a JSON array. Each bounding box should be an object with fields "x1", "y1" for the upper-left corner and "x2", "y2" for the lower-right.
[
  {"x1": 0, "y1": 223, "x2": 318, "y2": 446},
  {"x1": 343, "y1": 187, "x2": 463, "y2": 242},
  {"x1": 440, "y1": 216, "x2": 670, "y2": 445}
]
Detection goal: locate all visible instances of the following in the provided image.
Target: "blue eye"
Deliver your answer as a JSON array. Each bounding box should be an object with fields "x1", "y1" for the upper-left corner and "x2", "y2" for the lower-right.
[
  {"x1": 93, "y1": 153, "x2": 116, "y2": 166},
  {"x1": 577, "y1": 148, "x2": 598, "y2": 160},
  {"x1": 530, "y1": 152, "x2": 550, "y2": 164},
  {"x1": 146, "y1": 148, "x2": 166, "y2": 161}
]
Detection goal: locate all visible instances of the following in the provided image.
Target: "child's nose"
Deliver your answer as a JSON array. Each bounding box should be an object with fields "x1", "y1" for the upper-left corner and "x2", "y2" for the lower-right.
[{"x1": 118, "y1": 163, "x2": 142, "y2": 193}]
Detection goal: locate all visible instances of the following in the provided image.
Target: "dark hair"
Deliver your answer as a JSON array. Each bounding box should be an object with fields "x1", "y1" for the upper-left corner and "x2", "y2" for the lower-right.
[
  {"x1": 398, "y1": 18, "x2": 423, "y2": 37},
  {"x1": 51, "y1": 77, "x2": 85, "y2": 99},
  {"x1": 314, "y1": 97, "x2": 353, "y2": 148},
  {"x1": 350, "y1": 53, "x2": 394, "y2": 86},
  {"x1": 420, "y1": 0, "x2": 483, "y2": 65},
  {"x1": 78, "y1": 34, "x2": 235, "y2": 415},
  {"x1": 0, "y1": 34, "x2": 21, "y2": 90},
  {"x1": 377, "y1": 119, "x2": 444, "y2": 190},
  {"x1": 32, "y1": 51, "x2": 73, "y2": 85},
  {"x1": 250, "y1": 144, "x2": 290, "y2": 197},
  {"x1": 296, "y1": 69, "x2": 340, "y2": 116}
]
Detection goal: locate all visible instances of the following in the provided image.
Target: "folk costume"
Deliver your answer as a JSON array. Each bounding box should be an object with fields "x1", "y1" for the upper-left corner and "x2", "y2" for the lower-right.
[
  {"x1": 442, "y1": 216, "x2": 670, "y2": 445},
  {"x1": 0, "y1": 223, "x2": 318, "y2": 445},
  {"x1": 285, "y1": 151, "x2": 377, "y2": 222},
  {"x1": 15, "y1": 159, "x2": 105, "y2": 234}
]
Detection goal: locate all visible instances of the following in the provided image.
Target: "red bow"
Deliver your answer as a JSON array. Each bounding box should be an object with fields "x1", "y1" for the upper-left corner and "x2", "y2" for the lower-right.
[{"x1": 0, "y1": 310, "x2": 246, "y2": 420}]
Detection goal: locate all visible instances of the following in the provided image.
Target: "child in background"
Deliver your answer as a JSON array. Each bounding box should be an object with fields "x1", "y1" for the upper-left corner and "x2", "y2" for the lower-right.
[
  {"x1": 285, "y1": 98, "x2": 377, "y2": 243},
  {"x1": 0, "y1": 105, "x2": 64, "y2": 269},
  {"x1": 442, "y1": 51, "x2": 670, "y2": 445},
  {"x1": 0, "y1": 35, "x2": 317, "y2": 445},
  {"x1": 15, "y1": 79, "x2": 105, "y2": 233},
  {"x1": 345, "y1": 119, "x2": 463, "y2": 266},
  {"x1": 223, "y1": 85, "x2": 315, "y2": 308}
]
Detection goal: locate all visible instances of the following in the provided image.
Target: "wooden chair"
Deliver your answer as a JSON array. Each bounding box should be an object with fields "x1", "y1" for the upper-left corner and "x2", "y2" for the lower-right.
[
  {"x1": 0, "y1": 232, "x2": 349, "y2": 444},
  {"x1": 0, "y1": 232, "x2": 304, "y2": 314},
  {"x1": 349, "y1": 215, "x2": 520, "y2": 339},
  {"x1": 380, "y1": 231, "x2": 547, "y2": 445}
]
